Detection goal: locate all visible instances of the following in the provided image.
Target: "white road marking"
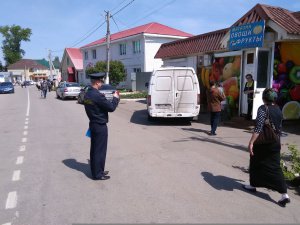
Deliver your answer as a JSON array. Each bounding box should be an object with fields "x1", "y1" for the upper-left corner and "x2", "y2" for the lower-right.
[
  {"x1": 5, "y1": 191, "x2": 17, "y2": 209},
  {"x1": 26, "y1": 88, "x2": 30, "y2": 117},
  {"x1": 12, "y1": 170, "x2": 21, "y2": 181},
  {"x1": 21, "y1": 138, "x2": 27, "y2": 143},
  {"x1": 25, "y1": 118, "x2": 29, "y2": 121},
  {"x1": 16, "y1": 156, "x2": 24, "y2": 165},
  {"x1": 19, "y1": 145, "x2": 26, "y2": 152},
  {"x1": 25, "y1": 121, "x2": 29, "y2": 125},
  {"x1": 2, "y1": 223, "x2": 12, "y2": 225},
  {"x1": 24, "y1": 125, "x2": 28, "y2": 130},
  {"x1": 23, "y1": 130, "x2": 28, "y2": 136}
]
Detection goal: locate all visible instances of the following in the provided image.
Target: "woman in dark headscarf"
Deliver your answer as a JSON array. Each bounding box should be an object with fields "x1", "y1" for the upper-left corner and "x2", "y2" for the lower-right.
[{"x1": 243, "y1": 88, "x2": 290, "y2": 207}]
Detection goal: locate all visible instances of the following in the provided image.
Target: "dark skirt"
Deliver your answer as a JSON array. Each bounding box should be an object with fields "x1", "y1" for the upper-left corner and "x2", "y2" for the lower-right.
[{"x1": 250, "y1": 143, "x2": 287, "y2": 193}]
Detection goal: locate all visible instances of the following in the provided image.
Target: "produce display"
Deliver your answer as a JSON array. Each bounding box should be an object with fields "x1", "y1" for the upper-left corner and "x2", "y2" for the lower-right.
[
  {"x1": 200, "y1": 55, "x2": 241, "y2": 116},
  {"x1": 272, "y1": 43, "x2": 300, "y2": 119}
]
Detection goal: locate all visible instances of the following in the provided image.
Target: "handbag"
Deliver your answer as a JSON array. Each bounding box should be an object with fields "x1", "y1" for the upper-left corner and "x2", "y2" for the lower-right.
[{"x1": 254, "y1": 105, "x2": 280, "y2": 145}]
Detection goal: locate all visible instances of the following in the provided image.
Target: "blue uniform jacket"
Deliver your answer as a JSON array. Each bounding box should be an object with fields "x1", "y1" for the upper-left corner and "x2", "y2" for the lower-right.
[{"x1": 84, "y1": 87, "x2": 119, "y2": 125}]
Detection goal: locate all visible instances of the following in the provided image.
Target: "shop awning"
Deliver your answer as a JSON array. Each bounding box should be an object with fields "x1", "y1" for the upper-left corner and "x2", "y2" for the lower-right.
[{"x1": 68, "y1": 67, "x2": 74, "y2": 74}]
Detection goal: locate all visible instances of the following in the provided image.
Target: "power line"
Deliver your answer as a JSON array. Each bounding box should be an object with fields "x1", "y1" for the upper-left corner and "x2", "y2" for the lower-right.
[
  {"x1": 130, "y1": 0, "x2": 176, "y2": 26},
  {"x1": 69, "y1": 20, "x2": 105, "y2": 47},
  {"x1": 112, "y1": 0, "x2": 135, "y2": 16},
  {"x1": 110, "y1": 0, "x2": 130, "y2": 13},
  {"x1": 111, "y1": 15, "x2": 120, "y2": 32},
  {"x1": 71, "y1": 21, "x2": 106, "y2": 47}
]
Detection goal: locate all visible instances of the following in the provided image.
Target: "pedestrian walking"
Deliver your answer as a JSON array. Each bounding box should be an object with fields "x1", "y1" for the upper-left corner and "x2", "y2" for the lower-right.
[
  {"x1": 41, "y1": 80, "x2": 48, "y2": 98},
  {"x1": 244, "y1": 74, "x2": 254, "y2": 120},
  {"x1": 47, "y1": 80, "x2": 52, "y2": 92},
  {"x1": 206, "y1": 80, "x2": 226, "y2": 135},
  {"x1": 84, "y1": 73, "x2": 119, "y2": 180},
  {"x1": 243, "y1": 88, "x2": 290, "y2": 207}
]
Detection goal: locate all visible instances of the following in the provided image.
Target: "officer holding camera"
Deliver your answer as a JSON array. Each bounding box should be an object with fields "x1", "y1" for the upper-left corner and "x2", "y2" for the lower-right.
[{"x1": 84, "y1": 73, "x2": 119, "y2": 180}]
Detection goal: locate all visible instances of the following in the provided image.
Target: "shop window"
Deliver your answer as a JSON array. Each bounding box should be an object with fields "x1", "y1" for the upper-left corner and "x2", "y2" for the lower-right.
[
  {"x1": 247, "y1": 53, "x2": 254, "y2": 64},
  {"x1": 257, "y1": 51, "x2": 269, "y2": 88}
]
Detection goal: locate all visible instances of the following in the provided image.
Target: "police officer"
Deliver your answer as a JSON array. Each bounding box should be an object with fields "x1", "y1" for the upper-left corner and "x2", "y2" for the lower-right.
[{"x1": 84, "y1": 73, "x2": 120, "y2": 180}]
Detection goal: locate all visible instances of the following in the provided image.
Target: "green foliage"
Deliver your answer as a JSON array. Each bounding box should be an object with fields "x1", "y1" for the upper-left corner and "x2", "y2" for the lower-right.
[
  {"x1": 281, "y1": 145, "x2": 300, "y2": 181},
  {"x1": 0, "y1": 25, "x2": 32, "y2": 66},
  {"x1": 0, "y1": 60, "x2": 4, "y2": 71},
  {"x1": 120, "y1": 92, "x2": 147, "y2": 99},
  {"x1": 85, "y1": 60, "x2": 126, "y2": 85}
]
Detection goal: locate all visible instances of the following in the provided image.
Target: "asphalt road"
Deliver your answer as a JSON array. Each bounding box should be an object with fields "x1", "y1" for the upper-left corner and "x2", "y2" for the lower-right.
[{"x1": 0, "y1": 85, "x2": 299, "y2": 225}]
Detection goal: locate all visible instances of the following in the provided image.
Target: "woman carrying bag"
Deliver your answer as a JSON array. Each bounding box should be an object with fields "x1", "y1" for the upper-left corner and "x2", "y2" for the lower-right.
[{"x1": 243, "y1": 88, "x2": 290, "y2": 207}]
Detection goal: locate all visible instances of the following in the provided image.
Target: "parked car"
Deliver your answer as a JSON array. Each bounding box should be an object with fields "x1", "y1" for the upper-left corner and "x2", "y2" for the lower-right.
[
  {"x1": 56, "y1": 82, "x2": 81, "y2": 100},
  {"x1": 0, "y1": 82, "x2": 14, "y2": 94},
  {"x1": 77, "y1": 84, "x2": 116, "y2": 104}
]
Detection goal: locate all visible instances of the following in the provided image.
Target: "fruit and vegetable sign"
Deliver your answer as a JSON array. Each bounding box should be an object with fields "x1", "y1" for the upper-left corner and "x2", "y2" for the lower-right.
[
  {"x1": 229, "y1": 21, "x2": 265, "y2": 50},
  {"x1": 273, "y1": 42, "x2": 300, "y2": 120}
]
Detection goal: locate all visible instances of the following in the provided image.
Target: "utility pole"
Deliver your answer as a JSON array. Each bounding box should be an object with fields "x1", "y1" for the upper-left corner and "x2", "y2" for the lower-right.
[
  {"x1": 48, "y1": 49, "x2": 53, "y2": 81},
  {"x1": 105, "y1": 10, "x2": 111, "y2": 84}
]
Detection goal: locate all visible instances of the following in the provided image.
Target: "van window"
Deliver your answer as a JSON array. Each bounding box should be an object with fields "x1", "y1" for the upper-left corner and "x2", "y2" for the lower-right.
[
  {"x1": 177, "y1": 76, "x2": 193, "y2": 91},
  {"x1": 156, "y1": 77, "x2": 172, "y2": 91}
]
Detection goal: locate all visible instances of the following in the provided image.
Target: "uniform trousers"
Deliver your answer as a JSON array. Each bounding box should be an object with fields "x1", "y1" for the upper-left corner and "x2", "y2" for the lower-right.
[{"x1": 90, "y1": 123, "x2": 108, "y2": 179}]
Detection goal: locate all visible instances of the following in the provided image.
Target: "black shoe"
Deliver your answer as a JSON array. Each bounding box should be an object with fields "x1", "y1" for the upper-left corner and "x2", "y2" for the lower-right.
[
  {"x1": 102, "y1": 171, "x2": 109, "y2": 175},
  {"x1": 208, "y1": 132, "x2": 216, "y2": 136},
  {"x1": 242, "y1": 184, "x2": 257, "y2": 192},
  {"x1": 278, "y1": 198, "x2": 290, "y2": 207},
  {"x1": 93, "y1": 175, "x2": 110, "y2": 180}
]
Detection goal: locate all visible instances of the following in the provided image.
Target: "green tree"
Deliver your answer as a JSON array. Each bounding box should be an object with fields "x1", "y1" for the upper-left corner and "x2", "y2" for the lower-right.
[
  {"x1": 0, "y1": 25, "x2": 32, "y2": 66},
  {"x1": 86, "y1": 60, "x2": 126, "y2": 85},
  {"x1": 0, "y1": 60, "x2": 3, "y2": 71}
]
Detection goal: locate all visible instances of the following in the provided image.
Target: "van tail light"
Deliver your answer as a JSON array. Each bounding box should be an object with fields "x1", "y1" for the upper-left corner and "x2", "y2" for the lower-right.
[
  {"x1": 197, "y1": 94, "x2": 200, "y2": 105},
  {"x1": 147, "y1": 95, "x2": 151, "y2": 106},
  {"x1": 64, "y1": 88, "x2": 68, "y2": 92}
]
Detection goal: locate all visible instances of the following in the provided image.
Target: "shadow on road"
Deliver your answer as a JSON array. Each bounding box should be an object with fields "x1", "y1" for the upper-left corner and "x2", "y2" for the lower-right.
[
  {"x1": 201, "y1": 171, "x2": 277, "y2": 204},
  {"x1": 130, "y1": 109, "x2": 192, "y2": 126},
  {"x1": 62, "y1": 159, "x2": 92, "y2": 179},
  {"x1": 177, "y1": 132, "x2": 248, "y2": 152}
]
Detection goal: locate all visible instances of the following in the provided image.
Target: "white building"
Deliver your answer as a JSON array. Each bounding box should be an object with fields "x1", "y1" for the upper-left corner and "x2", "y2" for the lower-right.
[{"x1": 80, "y1": 22, "x2": 192, "y2": 88}]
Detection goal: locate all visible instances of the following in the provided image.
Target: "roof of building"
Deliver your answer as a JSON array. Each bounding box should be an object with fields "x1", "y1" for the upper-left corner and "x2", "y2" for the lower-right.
[
  {"x1": 7, "y1": 59, "x2": 49, "y2": 70},
  {"x1": 81, "y1": 22, "x2": 193, "y2": 48},
  {"x1": 233, "y1": 4, "x2": 300, "y2": 35},
  {"x1": 155, "y1": 28, "x2": 229, "y2": 59},
  {"x1": 35, "y1": 59, "x2": 50, "y2": 68},
  {"x1": 65, "y1": 48, "x2": 83, "y2": 70}
]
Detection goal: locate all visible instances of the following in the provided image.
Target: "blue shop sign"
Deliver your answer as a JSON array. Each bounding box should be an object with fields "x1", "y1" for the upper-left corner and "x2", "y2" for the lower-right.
[{"x1": 229, "y1": 21, "x2": 265, "y2": 50}]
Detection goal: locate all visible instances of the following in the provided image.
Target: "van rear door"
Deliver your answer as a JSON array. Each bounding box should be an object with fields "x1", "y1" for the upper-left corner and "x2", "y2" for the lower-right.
[
  {"x1": 151, "y1": 69, "x2": 175, "y2": 113},
  {"x1": 174, "y1": 69, "x2": 198, "y2": 114}
]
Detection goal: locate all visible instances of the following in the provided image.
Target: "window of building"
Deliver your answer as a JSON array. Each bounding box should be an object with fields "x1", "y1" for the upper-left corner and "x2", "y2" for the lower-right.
[
  {"x1": 67, "y1": 57, "x2": 70, "y2": 65},
  {"x1": 84, "y1": 51, "x2": 88, "y2": 60},
  {"x1": 133, "y1": 68, "x2": 141, "y2": 73},
  {"x1": 92, "y1": 49, "x2": 97, "y2": 59},
  {"x1": 133, "y1": 40, "x2": 141, "y2": 54},
  {"x1": 119, "y1": 43, "x2": 126, "y2": 55}
]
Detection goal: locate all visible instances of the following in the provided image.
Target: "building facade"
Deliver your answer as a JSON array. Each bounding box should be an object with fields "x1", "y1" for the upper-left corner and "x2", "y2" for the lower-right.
[{"x1": 80, "y1": 22, "x2": 192, "y2": 88}]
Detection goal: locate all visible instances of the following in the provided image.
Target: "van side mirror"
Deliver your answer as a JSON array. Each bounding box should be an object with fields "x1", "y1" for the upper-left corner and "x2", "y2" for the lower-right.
[{"x1": 145, "y1": 82, "x2": 149, "y2": 88}]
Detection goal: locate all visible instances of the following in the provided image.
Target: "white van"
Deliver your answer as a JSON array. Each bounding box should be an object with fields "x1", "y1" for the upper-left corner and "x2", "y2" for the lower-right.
[{"x1": 147, "y1": 67, "x2": 200, "y2": 120}]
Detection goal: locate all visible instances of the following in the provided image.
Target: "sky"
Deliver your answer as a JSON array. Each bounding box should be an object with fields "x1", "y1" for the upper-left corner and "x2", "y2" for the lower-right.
[{"x1": 0, "y1": 0, "x2": 299, "y2": 64}]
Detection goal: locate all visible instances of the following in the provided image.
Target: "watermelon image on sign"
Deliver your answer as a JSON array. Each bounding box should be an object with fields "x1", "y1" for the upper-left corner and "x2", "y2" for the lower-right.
[{"x1": 282, "y1": 101, "x2": 300, "y2": 120}]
